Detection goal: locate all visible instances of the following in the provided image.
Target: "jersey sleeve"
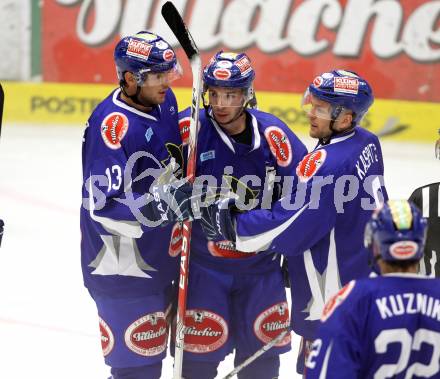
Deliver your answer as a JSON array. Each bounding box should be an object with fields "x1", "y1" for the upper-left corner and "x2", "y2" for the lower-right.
[
  {"x1": 235, "y1": 148, "x2": 339, "y2": 254},
  {"x1": 235, "y1": 178, "x2": 336, "y2": 254}
]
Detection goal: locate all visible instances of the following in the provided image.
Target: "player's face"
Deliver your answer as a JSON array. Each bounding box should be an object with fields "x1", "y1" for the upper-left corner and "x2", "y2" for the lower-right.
[
  {"x1": 122, "y1": 69, "x2": 176, "y2": 108},
  {"x1": 306, "y1": 96, "x2": 333, "y2": 139},
  {"x1": 138, "y1": 70, "x2": 176, "y2": 105},
  {"x1": 138, "y1": 81, "x2": 169, "y2": 105},
  {"x1": 208, "y1": 87, "x2": 245, "y2": 125},
  {"x1": 306, "y1": 95, "x2": 353, "y2": 139}
]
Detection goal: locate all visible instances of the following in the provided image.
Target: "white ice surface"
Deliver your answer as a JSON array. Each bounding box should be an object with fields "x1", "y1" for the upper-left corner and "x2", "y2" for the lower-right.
[{"x1": 0, "y1": 124, "x2": 437, "y2": 378}]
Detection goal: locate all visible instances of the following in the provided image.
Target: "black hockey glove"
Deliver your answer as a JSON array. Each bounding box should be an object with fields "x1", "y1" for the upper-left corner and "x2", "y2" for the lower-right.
[
  {"x1": 199, "y1": 197, "x2": 237, "y2": 242},
  {"x1": 144, "y1": 179, "x2": 195, "y2": 227}
]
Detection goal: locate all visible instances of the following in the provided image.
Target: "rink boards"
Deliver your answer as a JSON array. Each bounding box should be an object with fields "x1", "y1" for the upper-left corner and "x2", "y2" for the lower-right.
[{"x1": 1, "y1": 81, "x2": 438, "y2": 143}]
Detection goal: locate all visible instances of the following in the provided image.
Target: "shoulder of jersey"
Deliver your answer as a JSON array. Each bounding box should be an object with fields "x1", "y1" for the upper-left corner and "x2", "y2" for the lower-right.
[
  {"x1": 355, "y1": 126, "x2": 379, "y2": 141},
  {"x1": 165, "y1": 87, "x2": 177, "y2": 102},
  {"x1": 248, "y1": 108, "x2": 286, "y2": 128},
  {"x1": 411, "y1": 182, "x2": 440, "y2": 196},
  {"x1": 321, "y1": 280, "x2": 357, "y2": 322}
]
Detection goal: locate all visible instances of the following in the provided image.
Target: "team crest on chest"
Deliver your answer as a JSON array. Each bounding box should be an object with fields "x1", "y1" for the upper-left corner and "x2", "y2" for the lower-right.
[
  {"x1": 296, "y1": 149, "x2": 327, "y2": 182},
  {"x1": 264, "y1": 126, "x2": 292, "y2": 167},
  {"x1": 101, "y1": 112, "x2": 129, "y2": 149}
]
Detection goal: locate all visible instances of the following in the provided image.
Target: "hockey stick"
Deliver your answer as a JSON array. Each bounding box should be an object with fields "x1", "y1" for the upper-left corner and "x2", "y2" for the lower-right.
[
  {"x1": 0, "y1": 83, "x2": 4, "y2": 247},
  {"x1": 221, "y1": 329, "x2": 290, "y2": 379},
  {"x1": 161, "y1": 3, "x2": 202, "y2": 379},
  {"x1": 248, "y1": 92, "x2": 258, "y2": 110}
]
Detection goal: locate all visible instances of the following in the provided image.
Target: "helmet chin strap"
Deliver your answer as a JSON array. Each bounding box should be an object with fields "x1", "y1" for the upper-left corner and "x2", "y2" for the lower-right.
[
  {"x1": 202, "y1": 88, "x2": 251, "y2": 127},
  {"x1": 120, "y1": 80, "x2": 152, "y2": 108},
  {"x1": 319, "y1": 107, "x2": 356, "y2": 145},
  {"x1": 204, "y1": 99, "x2": 249, "y2": 128}
]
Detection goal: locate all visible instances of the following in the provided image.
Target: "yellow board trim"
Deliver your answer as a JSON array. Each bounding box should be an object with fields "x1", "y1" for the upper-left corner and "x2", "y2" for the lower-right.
[{"x1": 1, "y1": 81, "x2": 438, "y2": 142}]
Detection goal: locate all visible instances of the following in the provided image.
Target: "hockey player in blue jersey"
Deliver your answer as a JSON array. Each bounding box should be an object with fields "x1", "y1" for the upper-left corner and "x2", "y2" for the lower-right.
[
  {"x1": 80, "y1": 31, "x2": 194, "y2": 379},
  {"x1": 305, "y1": 199, "x2": 440, "y2": 378},
  {"x1": 177, "y1": 51, "x2": 308, "y2": 379},
  {"x1": 198, "y1": 69, "x2": 388, "y2": 374}
]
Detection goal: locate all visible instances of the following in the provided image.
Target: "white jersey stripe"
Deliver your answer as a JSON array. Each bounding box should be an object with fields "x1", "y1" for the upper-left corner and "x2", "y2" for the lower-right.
[
  {"x1": 319, "y1": 341, "x2": 333, "y2": 379},
  {"x1": 236, "y1": 202, "x2": 310, "y2": 252},
  {"x1": 422, "y1": 186, "x2": 430, "y2": 217}
]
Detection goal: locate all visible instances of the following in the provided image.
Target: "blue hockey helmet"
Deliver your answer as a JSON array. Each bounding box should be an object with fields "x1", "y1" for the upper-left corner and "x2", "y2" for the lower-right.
[
  {"x1": 302, "y1": 69, "x2": 373, "y2": 124},
  {"x1": 203, "y1": 51, "x2": 255, "y2": 89},
  {"x1": 114, "y1": 31, "x2": 181, "y2": 86},
  {"x1": 203, "y1": 51, "x2": 255, "y2": 107},
  {"x1": 364, "y1": 200, "x2": 427, "y2": 263}
]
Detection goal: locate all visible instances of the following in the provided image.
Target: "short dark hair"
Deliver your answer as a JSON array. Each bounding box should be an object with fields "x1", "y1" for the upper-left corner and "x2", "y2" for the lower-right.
[{"x1": 383, "y1": 259, "x2": 419, "y2": 271}]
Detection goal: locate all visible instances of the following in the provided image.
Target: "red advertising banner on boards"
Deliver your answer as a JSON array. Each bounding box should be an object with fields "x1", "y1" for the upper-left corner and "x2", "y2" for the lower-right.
[{"x1": 43, "y1": 0, "x2": 440, "y2": 102}]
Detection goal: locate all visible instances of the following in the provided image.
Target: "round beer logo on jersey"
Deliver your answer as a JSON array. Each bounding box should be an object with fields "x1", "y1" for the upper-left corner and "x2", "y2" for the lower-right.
[
  {"x1": 101, "y1": 112, "x2": 129, "y2": 150},
  {"x1": 213, "y1": 68, "x2": 231, "y2": 80},
  {"x1": 99, "y1": 317, "x2": 115, "y2": 357},
  {"x1": 389, "y1": 241, "x2": 418, "y2": 260},
  {"x1": 296, "y1": 149, "x2": 327, "y2": 182},
  {"x1": 163, "y1": 49, "x2": 175, "y2": 62},
  {"x1": 321, "y1": 280, "x2": 355, "y2": 322},
  {"x1": 264, "y1": 126, "x2": 292, "y2": 167},
  {"x1": 169, "y1": 223, "x2": 183, "y2": 257},
  {"x1": 253, "y1": 302, "x2": 291, "y2": 346},
  {"x1": 183, "y1": 309, "x2": 228, "y2": 353},
  {"x1": 178, "y1": 116, "x2": 190, "y2": 145},
  {"x1": 124, "y1": 312, "x2": 168, "y2": 356}
]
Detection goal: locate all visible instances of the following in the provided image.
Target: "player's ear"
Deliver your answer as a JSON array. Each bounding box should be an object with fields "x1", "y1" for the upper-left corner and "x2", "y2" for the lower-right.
[
  {"x1": 124, "y1": 72, "x2": 137, "y2": 87},
  {"x1": 341, "y1": 111, "x2": 353, "y2": 129}
]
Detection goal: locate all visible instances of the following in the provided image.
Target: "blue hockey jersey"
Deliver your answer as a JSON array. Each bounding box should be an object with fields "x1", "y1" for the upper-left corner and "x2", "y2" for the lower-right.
[
  {"x1": 306, "y1": 274, "x2": 440, "y2": 379},
  {"x1": 234, "y1": 127, "x2": 388, "y2": 338},
  {"x1": 80, "y1": 88, "x2": 183, "y2": 297},
  {"x1": 179, "y1": 107, "x2": 308, "y2": 274}
]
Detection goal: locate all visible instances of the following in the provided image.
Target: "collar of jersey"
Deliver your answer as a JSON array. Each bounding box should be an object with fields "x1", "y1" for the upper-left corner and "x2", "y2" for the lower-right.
[
  {"x1": 383, "y1": 272, "x2": 424, "y2": 279},
  {"x1": 112, "y1": 88, "x2": 160, "y2": 121},
  {"x1": 209, "y1": 109, "x2": 261, "y2": 153},
  {"x1": 316, "y1": 129, "x2": 356, "y2": 149}
]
